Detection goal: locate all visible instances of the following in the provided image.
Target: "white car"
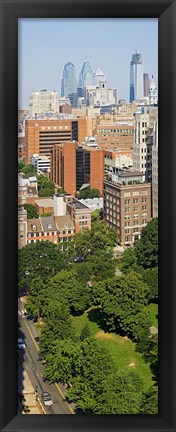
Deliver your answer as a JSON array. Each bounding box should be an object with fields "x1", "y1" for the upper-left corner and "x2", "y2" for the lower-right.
[
  {"x1": 18, "y1": 338, "x2": 26, "y2": 349},
  {"x1": 42, "y1": 392, "x2": 53, "y2": 406}
]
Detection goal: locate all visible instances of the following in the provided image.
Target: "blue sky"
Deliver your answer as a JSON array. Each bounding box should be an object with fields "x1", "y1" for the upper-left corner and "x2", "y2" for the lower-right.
[{"x1": 18, "y1": 18, "x2": 158, "y2": 108}]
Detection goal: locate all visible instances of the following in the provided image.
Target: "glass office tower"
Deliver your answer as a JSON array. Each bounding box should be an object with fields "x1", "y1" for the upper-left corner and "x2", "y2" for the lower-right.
[
  {"x1": 61, "y1": 62, "x2": 77, "y2": 107},
  {"x1": 129, "y1": 51, "x2": 143, "y2": 103}
]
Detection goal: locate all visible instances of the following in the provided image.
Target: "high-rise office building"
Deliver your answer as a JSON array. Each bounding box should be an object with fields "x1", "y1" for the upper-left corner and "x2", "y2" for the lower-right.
[
  {"x1": 61, "y1": 62, "x2": 77, "y2": 107},
  {"x1": 143, "y1": 73, "x2": 150, "y2": 97},
  {"x1": 77, "y1": 60, "x2": 94, "y2": 98},
  {"x1": 130, "y1": 50, "x2": 143, "y2": 102}
]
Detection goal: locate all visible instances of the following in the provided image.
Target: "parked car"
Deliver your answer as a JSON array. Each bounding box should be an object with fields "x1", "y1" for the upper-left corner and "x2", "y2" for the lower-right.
[
  {"x1": 42, "y1": 392, "x2": 53, "y2": 406},
  {"x1": 18, "y1": 338, "x2": 25, "y2": 349}
]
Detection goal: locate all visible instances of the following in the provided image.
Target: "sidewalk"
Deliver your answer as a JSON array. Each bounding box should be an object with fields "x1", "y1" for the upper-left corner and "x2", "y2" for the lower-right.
[{"x1": 18, "y1": 364, "x2": 45, "y2": 414}]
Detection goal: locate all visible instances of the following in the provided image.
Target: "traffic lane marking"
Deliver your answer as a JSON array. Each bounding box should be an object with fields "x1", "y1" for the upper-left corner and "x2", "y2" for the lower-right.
[{"x1": 23, "y1": 317, "x2": 74, "y2": 414}]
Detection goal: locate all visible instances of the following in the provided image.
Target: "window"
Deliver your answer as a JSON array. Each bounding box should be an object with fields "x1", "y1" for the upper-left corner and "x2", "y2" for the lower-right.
[
  {"x1": 134, "y1": 220, "x2": 138, "y2": 226},
  {"x1": 125, "y1": 221, "x2": 130, "y2": 227},
  {"x1": 133, "y1": 191, "x2": 139, "y2": 196},
  {"x1": 44, "y1": 232, "x2": 47, "y2": 236},
  {"x1": 20, "y1": 235, "x2": 23, "y2": 238},
  {"x1": 134, "y1": 228, "x2": 139, "y2": 233},
  {"x1": 133, "y1": 214, "x2": 138, "y2": 219},
  {"x1": 33, "y1": 233, "x2": 36, "y2": 238},
  {"x1": 142, "y1": 205, "x2": 147, "y2": 210},
  {"x1": 39, "y1": 232, "x2": 42, "y2": 237},
  {"x1": 133, "y1": 198, "x2": 138, "y2": 204},
  {"x1": 125, "y1": 236, "x2": 130, "y2": 242},
  {"x1": 142, "y1": 197, "x2": 147, "y2": 203},
  {"x1": 133, "y1": 206, "x2": 138, "y2": 211},
  {"x1": 142, "y1": 219, "x2": 147, "y2": 225},
  {"x1": 141, "y1": 190, "x2": 147, "y2": 195},
  {"x1": 28, "y1": 233, "x2": 31, "y2": 238},
  {"x1": 125, "y1": 207, "x2": 130, "y2": 213},
  {"x1": 125, "y1": 229, "x2": 130, "y2": 234},
  {"x1": 125, "y1": 199, "x2": 130, "y2": 205},
  {"x1": 19, "y1": 224, "x2": 24, "y2": 231},
  {"x1": 142, "y1": 212, "x2": 147, "y2": 217},
  {"x1": 124, "y1": 192, "x2": 130, "y2": 197},
  {"x1": 125, "y1": 215, "x2": 130, "y2": 220}
]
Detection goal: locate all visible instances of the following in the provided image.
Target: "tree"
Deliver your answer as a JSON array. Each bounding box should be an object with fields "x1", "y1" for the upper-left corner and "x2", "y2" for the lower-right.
[
  {"x1": 66, "y1": 339, "x2": 144, "y2": 414},
  {"x1": 44, "y1": 270, "x2": 92, "y2": 315},
  {"x1": 118, "y1": 247, "x2": 137, "y2": 273},
  {"x1": 23, "y1": 204, "x2": 39, "y2": 219},
  {"x1": 94, "y1": 271, "x2": 150, "y2": 338},
  {"x1": 79, "y1": 186, "x2": 100, "y2": 200},
  {"x1": 40, "y1": 302, "x2": 74, "y2": 359},
  {"x1": 26, "y1": 276, "x2": 46, "y2": 318},
  {"x1": 18, "y1": 159, "x2": 25, "y2": 171},
  {"x1": 43, "y1": 339, "x2": 82, "y2": 383},
  {"x1": 37, "y1": 174, "x2": 55, "y2": 197},
  {"x1": 18, "y1": 241, "x2": 67, "y2": 286},
  {"x1": 135, "y1": 218, "x2": 158, "y2": 269},
  {"x1": 57, "y1": 187, "x2": 66, "y2": 195},
  {"x1": 22, "y1": 163, "x2": 36, "y2": 177},
  {"x1": 142, "y1": 385, "x2": 158, "y2": 414},
  {"x1": 142, "y1": 267, "x2": 158, "y2": 301}
]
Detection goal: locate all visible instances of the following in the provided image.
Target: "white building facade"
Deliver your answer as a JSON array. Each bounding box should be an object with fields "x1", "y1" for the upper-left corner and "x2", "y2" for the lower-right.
[
  {"x1": 152, "y1": 119, "x2": 158, "y2": 218},
  {"x1": 29, "y1": 89, "x2": 59, "y2": 117}
]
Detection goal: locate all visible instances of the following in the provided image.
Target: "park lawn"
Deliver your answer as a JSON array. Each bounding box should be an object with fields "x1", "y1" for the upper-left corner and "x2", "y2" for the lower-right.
[
  {"x1": 146, "y1": 303, "x2": 158, "y2": 328},
  {"x1": 71, "y1": 307, "x2": 153, "y2": 391}
]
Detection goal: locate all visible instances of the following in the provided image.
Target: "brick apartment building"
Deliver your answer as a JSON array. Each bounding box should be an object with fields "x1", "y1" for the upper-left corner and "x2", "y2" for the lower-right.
[
  {"x1": 25, "y1": 118, "x2": 87, "y2": 163},
  {"x1": 50, "y1": 142, "x2": 77, "y2": 196},
  {"x1": 18, "y1": 194, "x2": 91, "y2": 248},
  {"x1": 97, "y1": 124, "x2": 134, "y2": 150},
  {"x1": 50, "y1": 143, "x2": 105, "y2": 196},
  {"x1": 103, "y1": 170, "x2": 151, "y2": 245}
]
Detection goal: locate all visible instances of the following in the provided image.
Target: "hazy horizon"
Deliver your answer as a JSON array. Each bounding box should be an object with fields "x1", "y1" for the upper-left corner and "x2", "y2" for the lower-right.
[{"x1": 18, "y1": 18, "x2": 158, "y2": 108}]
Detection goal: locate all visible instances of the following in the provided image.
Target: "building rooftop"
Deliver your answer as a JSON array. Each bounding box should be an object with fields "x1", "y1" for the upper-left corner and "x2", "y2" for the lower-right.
[
  {"x1": 40, "y1": 215, "x2": 57, "y2": 231},
  {"x1": 55, "y1": 215, "x2": 74, "y2": 230},
  {"x1": 35, "y1": 198, "x2": 54, "y2": 207},
  {"x1": 69, "y1": 198, "x2": 90, "y2": 210},
  {"x1": 27, "y1": 218, "x2": 42, "y2": 232}
]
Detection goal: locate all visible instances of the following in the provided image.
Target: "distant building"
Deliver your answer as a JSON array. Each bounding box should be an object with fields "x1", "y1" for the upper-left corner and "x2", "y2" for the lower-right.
[
  {"x1": 30, "y1": 154, "x2": 50, "y2": 175},
  {"x1": 50, "y1": 142, "x2": 77, "y2": 196},
  {"x1": 18, "y1": 207, "x2": 27, "y2": 248},
  {"x1": 152, "y1": 119, "x2": 158, "y2": 218},
  {"x1": 130, "y1": 50, "x2": 143, "y2": 102},
  {"x1": 143, "y1": 73, "x2": 150, "y2": 97},
  {"x1": 61, "y1": 62, "x2": 77, "y2": 107},
  {"x1": 18, "y1": 132, "x2": 26, "y2": 161},
  {"x1": 79, "y1": 197, "x2": 103, "y2": 212},
  {"x1": 35, "y1": 198, "x2": 54, "y2": 215},
  {"x1": 149, "y1": 75, "x2": 158, "y2": 105},
  {"x1": 78, "y1": 60, "x2": 94, "y2": 98},
  {"x1": 97, "y1": 123, "x2": 134, "y2": 150},
  {"x1": 29, "y1": 89, "x2": 59, "y2": 117},
  {"x1": 103, "y1": 170, "x2": 151, "y2": 245},
  {"x1": 25, "y1": 118, "x2": 86, "y2": 163}
]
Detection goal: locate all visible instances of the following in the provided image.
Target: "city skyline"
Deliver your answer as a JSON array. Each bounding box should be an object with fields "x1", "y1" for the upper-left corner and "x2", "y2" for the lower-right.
[{"x1": 18, "y1": 18, "x2": 158, "y2": 108}]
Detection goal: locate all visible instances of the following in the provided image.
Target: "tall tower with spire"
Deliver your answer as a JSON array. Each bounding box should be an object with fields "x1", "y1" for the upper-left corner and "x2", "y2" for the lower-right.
[
  {"x1": 129, "y1": 50, "x2": 143, "y2": 102},
  {"x1": 149, "y1": 75, "x2": 157, "y2": 105}
]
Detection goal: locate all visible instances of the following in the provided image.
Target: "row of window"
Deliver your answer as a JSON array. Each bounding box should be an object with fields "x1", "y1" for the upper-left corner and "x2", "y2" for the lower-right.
[
  {"x1": 125, "y1": 197, "x2": 147, "y2": 204},
  {"x1": 98, "y1": 129, "x2": 134, "y2": 134},
  {"x1": 125, "y1": 205, "x2": 147, "y2": 212},
  {"x1": 27, "y1": 230, "x2": 74, "y2": 238}
]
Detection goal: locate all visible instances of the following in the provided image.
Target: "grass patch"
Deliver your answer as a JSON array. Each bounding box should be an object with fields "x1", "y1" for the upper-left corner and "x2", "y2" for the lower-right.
[
  {"x1": 146, "y1": 303, "x2": 158, "y2": 328},
  {"x1": 72, "y1": 307, "x2": 153, "y2": 391}
]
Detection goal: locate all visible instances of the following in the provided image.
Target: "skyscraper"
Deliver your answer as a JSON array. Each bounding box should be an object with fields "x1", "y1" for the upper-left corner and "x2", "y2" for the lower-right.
[
  {"x1": 143, "y1": 73, "x2": 150, "y2": 97},
  {"x1": 77, "y1": 60, "x2": 94, "y2": 98},
  {"x1": 129, "y1": 50, "x2": 143, "y2": 103},
  {"x1": 61, "y1": 62, "x2": 77, "y2": 107}
]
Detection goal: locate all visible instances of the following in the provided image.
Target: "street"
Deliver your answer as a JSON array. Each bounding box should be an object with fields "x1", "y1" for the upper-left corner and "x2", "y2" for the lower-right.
[{"x1": 18, "y1": 299, "x2": 74, "y2": 415}]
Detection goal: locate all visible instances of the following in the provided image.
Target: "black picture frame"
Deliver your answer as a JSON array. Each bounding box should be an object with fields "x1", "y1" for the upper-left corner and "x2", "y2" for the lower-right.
[{"x1": 0, "y1": 0, "x2": 176, "y2": 431}]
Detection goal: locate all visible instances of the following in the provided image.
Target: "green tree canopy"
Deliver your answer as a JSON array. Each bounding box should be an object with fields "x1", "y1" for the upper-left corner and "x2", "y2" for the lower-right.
[
  {"x1": 37, "y1": 174, "x2": 55, "y2": 197},
  {"x1": 22, "y1": 203, "x2": 39, "y2": 219},
  {"x1": 18, "y1": 241, "x2": 67, "y2": 286},
  {"x1": 22, "y1": 163, "x2": 36, "y2": 177},
  {"x1": 79, "y1": 186, "x2": 100, "y2": 199},
  {"x1": 134, "y1": 218, "x2": 158, "y2": 269}
]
